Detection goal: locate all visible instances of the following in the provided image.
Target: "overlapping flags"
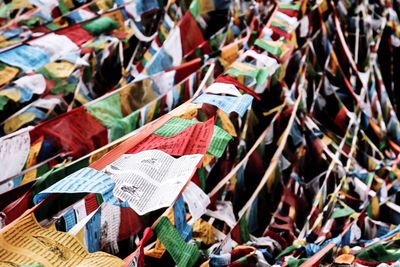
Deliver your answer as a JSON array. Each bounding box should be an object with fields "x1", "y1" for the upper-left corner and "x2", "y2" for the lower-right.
[{"x1": 1, "y1": 0, "x2": 400, "y2": 266}]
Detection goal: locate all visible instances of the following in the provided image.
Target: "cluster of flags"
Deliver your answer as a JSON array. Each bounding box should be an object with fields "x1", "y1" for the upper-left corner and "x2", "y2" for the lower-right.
[{"x1": 1, "y1": 0, "x2": 400, "y2": 266}]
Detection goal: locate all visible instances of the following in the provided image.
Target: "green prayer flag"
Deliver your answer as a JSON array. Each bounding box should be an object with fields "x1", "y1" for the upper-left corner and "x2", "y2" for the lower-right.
[
  {"x1": 83, "y1": 17, "x2": 119, "y2": 35},
  {"x1": 153, "y1": 216, "x2": 200, "y2": 267},
  {"x1": 189, "y1": 0, "x2": 200, "y2": 18},
  {"x1": 278, "y1": 3, "x2": 301, "y2": 10},
  {"x1": 110, "y1": 110, "x2": 139, "y2": 141},
  {"x1": 154, "y1": 117, "x2": 196, "y2": 136},
  {"x1": 225, "y1": 65, "x2": 270, "y2": 86},
  {"x1": 58, "y1": 0, "x2": 70, "y2": 15},
  {"x1": 254, "y1": 39, "x2": 282, "y2": 57},
  {"x1": 288, "y1": 258, "x2": 307, "y2": 267},
  {"x1": 46, "y1": 22, "x2": 61, "y2": 31},
  {"x1": 20, "y1": 17, "x2": 41, "y2": 28},
  {"x1": 87, "y1": 94, "x2": 139, "y2": 141},
  {"x1": 37, "y1": 66, "x2": 61, "y2": 82},
  {"x1": 0, "y1": 4, "x2": 10, "y2": 18},
  {"x1": 197, "y1": 167, "x2": 207, "y2": 191},
  {"x1": 357, "y1": 243, "x2": 400, "y2": 263},
  {"x1": 239, "y1": 216, "x2": 251, "y2": 243},
  {"x1": 87, "y1": 93, "x2": 124, "y2": 130},
  {"x1": 51, "y1": 83, "x2": 77, "y2": 95},
  {"x1": 275, "y1": 244, "x2": 298, "y2": 260},
  {"x1": 332, "y1": 206, "x2": 355, "y2": 219},
  {"x1": 0, "y1": 95, "x2": 9, "y2": 111}
]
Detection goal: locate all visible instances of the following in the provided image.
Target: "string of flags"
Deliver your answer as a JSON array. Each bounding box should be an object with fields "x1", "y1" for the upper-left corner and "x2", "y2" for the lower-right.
[{"x1": 1, "y1": 0, "x2": 400, "y2": 266}]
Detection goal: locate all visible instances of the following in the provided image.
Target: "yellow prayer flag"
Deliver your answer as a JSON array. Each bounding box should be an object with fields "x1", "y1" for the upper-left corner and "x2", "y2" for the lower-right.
[
  {"x1": 0, "y1": 66, "x2": 19, "y2": 86},
  {"x1": 45, "y1": 61, "x2": 76, "y2": 78},
  {"x1": 4, "y1": 112, "x2": 36, "y2": 134},
  {"x1": 217, "y1": 109, "x2": 237, "y2": 137},
  {"x1": 0, "y1": 88, "x2": 21, "y2": 102},
  {"x1": 21, "y1": 137, "x2": 44, "y2": 185},
  {"x1": 0, "y1": 214, "x2": 123, "y2": 266}
]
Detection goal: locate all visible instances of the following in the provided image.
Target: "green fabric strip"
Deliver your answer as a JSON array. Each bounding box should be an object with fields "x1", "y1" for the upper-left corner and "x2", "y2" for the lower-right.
[
  {"x1": 254, "y1": 39, "x2": 282, "y2": 57},
  {"x1": 58, "y1": 0, "x2": 70, "y2": 15},
  {"x1": 189, "y1": 0, "x2": 200, "y2": 18},
  {"x1": 87, "y1": 93, "x2": 124, "y2": 130},
  {"x1": 278, "y1": 3, "x2": 300, "y2": 10},
  {"x1": 153, "y1": 216, "x2": 200, "y2": 267},
  {"x1": 0, "y1": 95, "x2": 9, "y2": 111},
  {"x1": 83, "y1": 17, "x2": 119, "y2": 35},
  {"x1": 332, "y1": 206, "x2": 355, "y2": 219},
  {"x1": 357, "y1": 243, "x2": 400, "y2": 262},
  {"x1": 225, "y1": 67, "x2": 270, "y2": 86},
  {"x1": 86, "y1": 94, "x2": 139, "y2": 141},
  {"x1": 239, "y1": 216, "x2": 251, "y2": 243}
]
